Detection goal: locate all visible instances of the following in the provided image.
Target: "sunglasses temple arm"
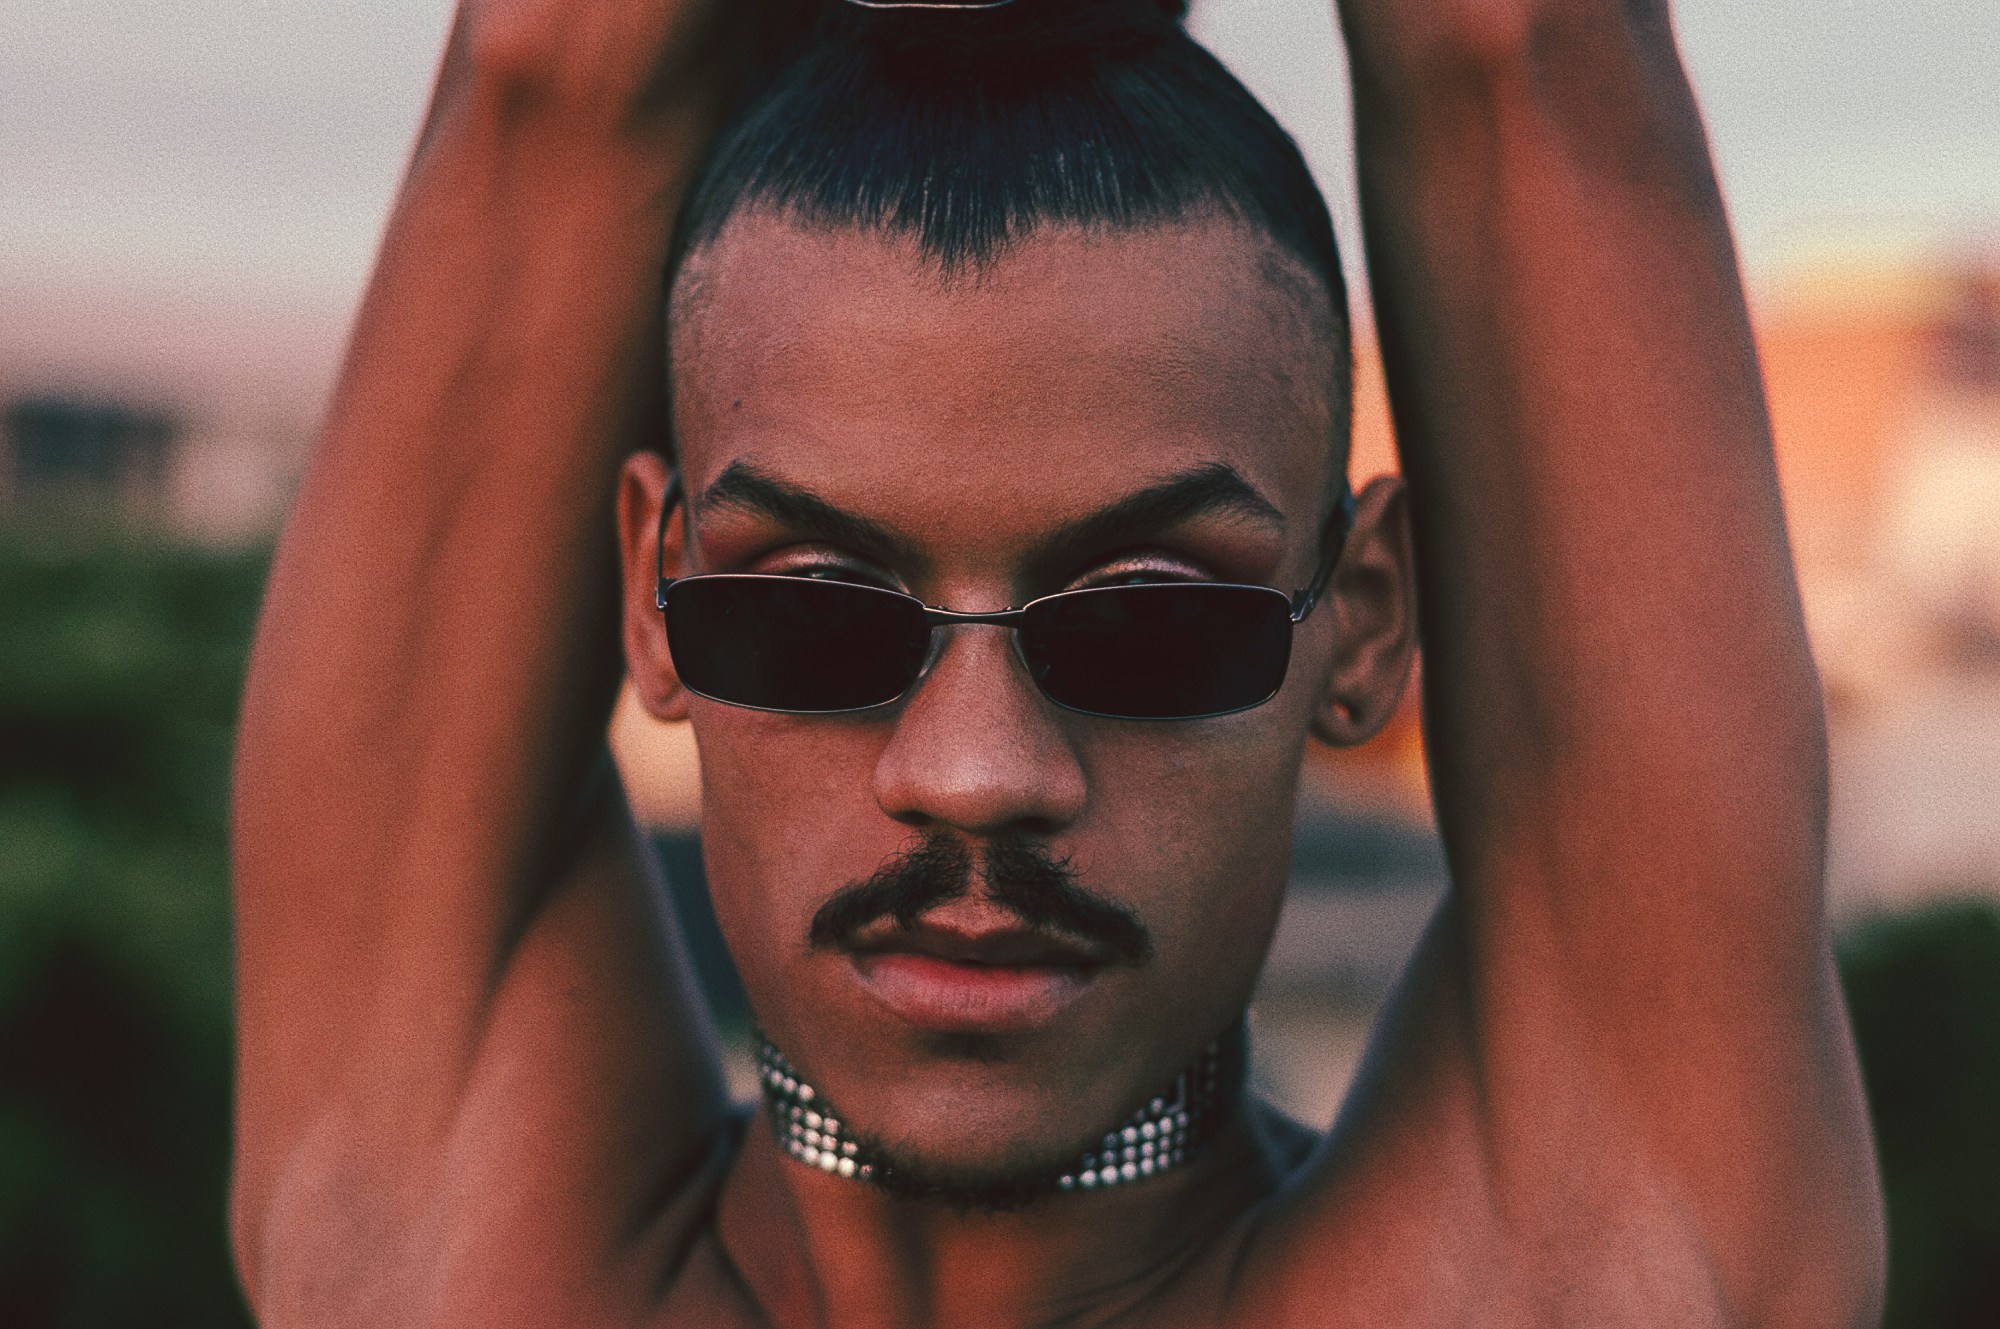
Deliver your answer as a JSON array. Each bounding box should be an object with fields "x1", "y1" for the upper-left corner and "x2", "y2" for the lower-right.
[
  {"x1": 654, "y1": 472, "x2": 684, "y2": 612},
  {"x1": 1290, "y1": 486, "x2": 1357, "y2": 622}
]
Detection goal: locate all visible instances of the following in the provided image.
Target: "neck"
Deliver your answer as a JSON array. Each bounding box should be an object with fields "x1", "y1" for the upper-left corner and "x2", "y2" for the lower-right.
[
  {"x1": 713, "y1": 1024, "x2": 1305, "y2": 1329},
  {"x1": 717, "y1": 1096, "x2": 1297, "y2": 1329}
]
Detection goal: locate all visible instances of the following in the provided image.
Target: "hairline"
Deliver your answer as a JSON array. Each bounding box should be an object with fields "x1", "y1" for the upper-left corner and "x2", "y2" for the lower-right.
[{"x1": 663, "y1": 204, "x2": 1355, "y2": 490}]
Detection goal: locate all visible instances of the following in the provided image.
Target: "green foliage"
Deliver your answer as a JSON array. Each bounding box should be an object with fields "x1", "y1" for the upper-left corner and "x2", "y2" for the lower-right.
[
  {"x1": 1841, "y1": 898, "x2": 2000, "y2": 1329},
  {"x1": 0, "y1": 529, "x2": 262, "y2": 1328}
]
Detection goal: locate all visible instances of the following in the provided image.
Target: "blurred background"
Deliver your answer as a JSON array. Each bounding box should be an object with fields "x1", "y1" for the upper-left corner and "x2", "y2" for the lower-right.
[{"x1": 3, "y1": 0, "x2": 1997, "y2": 1324}]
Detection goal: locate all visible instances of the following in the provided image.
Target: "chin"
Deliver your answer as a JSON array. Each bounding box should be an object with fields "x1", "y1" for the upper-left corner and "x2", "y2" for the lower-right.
[
  {"x1": 765, "y1": 1008, "x2": 1251, "y2": 1209},
  {"x1": 859, "y1": 1053, "x2": 1114, "y2": 1159}
]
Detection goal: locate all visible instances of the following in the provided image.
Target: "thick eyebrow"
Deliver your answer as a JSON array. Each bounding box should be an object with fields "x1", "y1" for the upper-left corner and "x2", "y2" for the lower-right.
[
  {"x1": 695, "y1": 459, "x2": 921, "y2": 570},
  {"x1": 1025, "y1": 462, "x2": 1286, "y2": 577},
  {"x1": 692, "y1": 458, "x2": 1283, "y2": 582}
]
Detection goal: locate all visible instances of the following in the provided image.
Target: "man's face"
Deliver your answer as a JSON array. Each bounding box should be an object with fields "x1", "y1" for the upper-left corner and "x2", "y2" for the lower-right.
[{"x1": 630, "y1": 213, "x2": 1352, "y2": 1187}]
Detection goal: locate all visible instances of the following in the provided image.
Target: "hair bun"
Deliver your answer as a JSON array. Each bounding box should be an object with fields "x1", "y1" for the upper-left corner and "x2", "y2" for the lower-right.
[{"x1": 828, "y1": 0, "x2": 1189, "y2": 69}]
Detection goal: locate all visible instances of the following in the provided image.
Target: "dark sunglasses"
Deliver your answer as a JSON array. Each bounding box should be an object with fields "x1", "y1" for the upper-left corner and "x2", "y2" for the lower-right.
[{"x1": 654, "y1": 476, "x2": 1353, "y2": 720}]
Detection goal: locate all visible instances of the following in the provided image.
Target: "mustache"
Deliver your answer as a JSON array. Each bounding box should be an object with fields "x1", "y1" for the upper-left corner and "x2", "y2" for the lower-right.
[{"x1": 807, "y1": 833, "x2": 1154, "y2": 966}]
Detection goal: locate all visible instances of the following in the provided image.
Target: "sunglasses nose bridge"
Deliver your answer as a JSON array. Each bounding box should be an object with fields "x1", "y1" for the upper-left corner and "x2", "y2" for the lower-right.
[
  {"x1": 909, "y1": 607, "x2": 1035, "y2": 694},
  {"x1": 921, "y1": 606, "x2": 1029, "y2": 629}
]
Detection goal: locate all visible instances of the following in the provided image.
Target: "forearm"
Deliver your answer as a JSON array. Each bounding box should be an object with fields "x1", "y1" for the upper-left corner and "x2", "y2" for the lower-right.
[
  {"x1": 1342, "y1": 0, "x2": 1821, "y2": 892},
  {"x1": 242, "y1": 85, "x2": 682, "y2": 932},
  {"x1": 233, "y1": 31, "x2": 726, "y2": 1152}
]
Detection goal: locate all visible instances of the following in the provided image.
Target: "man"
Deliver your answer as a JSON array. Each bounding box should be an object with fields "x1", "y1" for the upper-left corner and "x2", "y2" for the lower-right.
[{"x1": 231, "y1": 0, "x2": 1884, "y2": 1323}]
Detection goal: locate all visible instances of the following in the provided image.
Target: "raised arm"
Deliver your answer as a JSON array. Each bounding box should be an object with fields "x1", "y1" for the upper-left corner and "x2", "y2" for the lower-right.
[
  {"x1": 1247, "y1": 3, "x2": 1882, "y2": 1323},
  {"x1": 230, "y1": 4, "x2": 791, "y2": 1317}
]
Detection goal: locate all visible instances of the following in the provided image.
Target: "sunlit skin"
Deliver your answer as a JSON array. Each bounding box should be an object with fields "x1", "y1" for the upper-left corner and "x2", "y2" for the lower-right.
[{"x1": 230, "y1": 1, "x2": 1885, "y2": 1326}]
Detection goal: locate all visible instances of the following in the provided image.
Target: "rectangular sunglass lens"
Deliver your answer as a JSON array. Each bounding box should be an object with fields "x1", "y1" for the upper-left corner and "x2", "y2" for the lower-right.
[
  {"x1": 1019, "y1": 583, "x2": 1294, "y2": 719},
  {"x1": 664, "y1": 576, "x2": 931, "y2": 712}
]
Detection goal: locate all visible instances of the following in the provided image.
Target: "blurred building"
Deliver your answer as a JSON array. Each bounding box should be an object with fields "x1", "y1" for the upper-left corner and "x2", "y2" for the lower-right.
[
  {"x1": 0, "y1": 285, "x2": 325, "y2": 545},
  {"x1": 0, "y1": 383, "x2": 307, "y2": 544},
  {"x1": 0, "y1": 395, "x2": 179, "y2": 520},
  {"x1": 1755, "y1": 260, "x2": 2000, "y2": 912},
  {"x1": 1885, "y1": 272, "x2": 2000, "y2": 667},
  {"x1": 1772, "y1": 264, "x2": 2000, "y2": 706}
]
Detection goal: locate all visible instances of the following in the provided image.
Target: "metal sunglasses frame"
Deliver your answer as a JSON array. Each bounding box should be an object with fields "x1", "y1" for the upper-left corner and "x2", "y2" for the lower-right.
[{"x1": 652, "y1": 473, "x2": 1356, "y2": 718}]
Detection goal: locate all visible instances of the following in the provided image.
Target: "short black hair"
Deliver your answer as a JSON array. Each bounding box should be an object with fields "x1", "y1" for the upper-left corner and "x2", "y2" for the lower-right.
[{"x1": 666, "y1": 0, "x2": 1351, "y2": 449}]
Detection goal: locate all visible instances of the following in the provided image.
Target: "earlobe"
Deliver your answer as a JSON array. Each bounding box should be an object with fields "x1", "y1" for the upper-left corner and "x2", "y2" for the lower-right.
[
  {"x1": 1309, "y1": 475, "x2": 1417, "y2": 748},
  {"x1": 616, "y1": 451, "x2": 693, "y2": 723},
  {"x1": 1312, "y1": 686, "x2": 1410, "y2": 748}
]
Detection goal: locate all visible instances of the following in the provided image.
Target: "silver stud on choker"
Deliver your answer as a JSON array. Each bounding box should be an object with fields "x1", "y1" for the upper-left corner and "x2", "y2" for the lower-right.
[{"x1": 756, "y1": 1023, "x2": 1246, "y2": 1195}]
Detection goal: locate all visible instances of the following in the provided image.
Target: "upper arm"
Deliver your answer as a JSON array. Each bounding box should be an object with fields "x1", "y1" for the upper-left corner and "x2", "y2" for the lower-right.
[
  {"x1": 226, "y1": 51, "x2": 734, "y2": 1313},
  {"x1": 1234, "y1": 3, "x2": 1880, "y2": 1320},
  {"x1": 229, "y1": 480, "x2": 733, "y2": 1303}
]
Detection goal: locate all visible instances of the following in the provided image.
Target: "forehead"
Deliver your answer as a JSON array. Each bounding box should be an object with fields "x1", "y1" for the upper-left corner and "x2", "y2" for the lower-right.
[{"x1": 667, "y1": 213, "x2": 1341, "y2": 541}]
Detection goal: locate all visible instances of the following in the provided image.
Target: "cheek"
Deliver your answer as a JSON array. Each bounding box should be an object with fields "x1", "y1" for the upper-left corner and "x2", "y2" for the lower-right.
[
  {"x1": 689, "y1": 705, "x2": 902, "y2": 992},
  {"x1": 1066, "y1": 714, "x2": 1308, "y2": 971},
  {"x1": 1069, "y1": 707, "x2": 1308, "y2": 874}
]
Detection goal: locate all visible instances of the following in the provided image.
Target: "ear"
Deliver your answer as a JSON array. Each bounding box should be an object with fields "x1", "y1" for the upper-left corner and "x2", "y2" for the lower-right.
[
  {"x1": 1310, "y1": 474, "x2": 1418, "y2": 747},
  {"x1": 616, "y1": 450, "x2": 693, "y2": 722}
]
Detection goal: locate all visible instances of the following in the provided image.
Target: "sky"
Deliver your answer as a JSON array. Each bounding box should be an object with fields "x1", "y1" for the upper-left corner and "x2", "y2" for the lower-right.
[{"x1": 3, "y1": 0, "x2": 1997, "y2": 403}]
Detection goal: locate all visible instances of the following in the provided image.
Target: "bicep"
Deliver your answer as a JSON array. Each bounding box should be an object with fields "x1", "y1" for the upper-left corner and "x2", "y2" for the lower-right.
[
  {"x1": 1350, "y1": 0, "x2": 1842, "y2": 1183},
  {"x1": 1228, "y1": 5, "x2": 1879, "y2": 1317}
]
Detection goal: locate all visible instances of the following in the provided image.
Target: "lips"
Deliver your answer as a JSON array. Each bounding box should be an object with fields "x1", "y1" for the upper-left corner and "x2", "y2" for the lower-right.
[{"x1": 844, "y1": 924, "x2": 1107, "y2": 1034}]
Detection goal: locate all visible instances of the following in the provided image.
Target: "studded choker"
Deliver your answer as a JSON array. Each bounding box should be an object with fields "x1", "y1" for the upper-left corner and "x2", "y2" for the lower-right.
[{"x1": 756, "y1": 1021, "x2": 1247, "y2": 1196}]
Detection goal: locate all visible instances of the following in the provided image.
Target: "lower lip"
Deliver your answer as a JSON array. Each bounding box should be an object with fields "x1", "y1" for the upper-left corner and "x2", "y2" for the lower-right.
[{"x1": 850, "y1": 952, "x2": 1096, "y2": 1034}]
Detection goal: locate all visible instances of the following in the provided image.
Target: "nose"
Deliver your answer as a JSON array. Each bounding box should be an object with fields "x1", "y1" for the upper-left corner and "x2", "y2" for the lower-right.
[{"x1": 871, "y1": 622, "x2": 1088, "y2": 838}]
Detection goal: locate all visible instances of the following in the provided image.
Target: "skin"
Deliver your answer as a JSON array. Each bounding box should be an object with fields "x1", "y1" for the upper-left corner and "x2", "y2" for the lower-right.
[
  {"x1": 639, "y1": 214, "x2": 1382, "y2": 1191},
  {"x1": 231, "y1": 1, "x2": 1885, "y2": 1326}
]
